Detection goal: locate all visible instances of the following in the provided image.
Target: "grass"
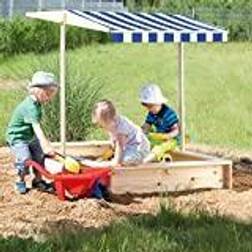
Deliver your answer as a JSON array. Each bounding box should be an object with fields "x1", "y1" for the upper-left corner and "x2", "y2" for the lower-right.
[
  {"x1": 0, "y1": 90, "x2": 25, "y2": 145},
  {"x1": 1, "y1": 42, "x2": 252, "y2": 149},
  {"x1": 0, "y1": 206, "x2": 252, "y2": 252}
]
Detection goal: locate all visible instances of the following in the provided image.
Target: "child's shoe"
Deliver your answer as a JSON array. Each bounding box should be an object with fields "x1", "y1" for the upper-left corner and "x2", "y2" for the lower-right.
[
  {"x1": 91, "y1": 182, "x2": 111, "y2": 201},
  {"x1": 32, "y1": 179, "x2": 55, "y2": 194},
  {"x1": 16, "y1": 181, "x2": 27, "y2": 194},
  {"x1": 91, "y1": 182, "x2": 103, "y2": 199}
]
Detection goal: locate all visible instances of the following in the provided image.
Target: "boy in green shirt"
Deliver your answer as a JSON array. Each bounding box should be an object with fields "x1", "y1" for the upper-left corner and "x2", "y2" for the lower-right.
[{"x1": 6, "y1": 71, "x2": 58, "y2": 194}]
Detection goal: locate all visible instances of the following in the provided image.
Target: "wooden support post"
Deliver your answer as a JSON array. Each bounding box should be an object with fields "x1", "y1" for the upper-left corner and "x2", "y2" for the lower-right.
[
  {"x1": 38, "y1": 0, "x2": 43, "y2": 11},
  {"x1": 81, "y1": 0, "x2": 85, "y2": 10},
  {"x1": 60, "y1": 12, "x2": 66, "y2": 154},
  {"x1": 61, "y1": 0, "x2": 66, "y2": 9},
  {"x1": 178, "y1": 43, "x2": 185, "y2": 151},
  {"x1": 99, "y1": 0, "x2": 102, "y2": 9},
  {"x1": 8, "y1": 0, "x2": 14, "y2": 19},
  {"x1": 223, "y1": 164, "x2": 233, "y2": 189}
]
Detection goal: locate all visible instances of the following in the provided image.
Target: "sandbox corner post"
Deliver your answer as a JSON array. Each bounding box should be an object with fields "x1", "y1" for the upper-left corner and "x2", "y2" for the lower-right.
[{"x1": 223, "y1": 163, "x2": 233, "y2": 189}]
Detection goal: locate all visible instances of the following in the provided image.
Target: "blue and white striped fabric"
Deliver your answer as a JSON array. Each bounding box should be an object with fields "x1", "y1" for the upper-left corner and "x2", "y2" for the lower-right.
[{"x1": 68, "y1": 10, "x2": 228, "y2": 43}]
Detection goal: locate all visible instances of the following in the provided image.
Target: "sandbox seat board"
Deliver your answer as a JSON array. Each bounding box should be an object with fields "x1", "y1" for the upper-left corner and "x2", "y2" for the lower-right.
[{"x1": 52, "y1": 141, "x2": 232, "y2": 195}]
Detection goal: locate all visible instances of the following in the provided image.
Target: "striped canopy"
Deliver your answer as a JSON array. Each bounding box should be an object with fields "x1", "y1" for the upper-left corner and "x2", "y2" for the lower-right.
[{"x1": 26, "y1": 10, "x2": 228, "y2": 43}]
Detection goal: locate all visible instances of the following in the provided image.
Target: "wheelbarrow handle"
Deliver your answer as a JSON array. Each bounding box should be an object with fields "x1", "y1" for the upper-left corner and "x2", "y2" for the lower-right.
[
  {"x1": 44, "y1": 152, "x2": 64, "y2": 159},
  {"x1": 25, "y1": 160, "x2": 55, "y2": 180}
]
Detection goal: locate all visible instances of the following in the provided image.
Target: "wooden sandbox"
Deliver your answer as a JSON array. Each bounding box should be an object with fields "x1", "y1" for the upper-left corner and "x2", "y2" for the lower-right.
[{"x1": 53, "y1": 141, "x2": 232, "y2": 195}]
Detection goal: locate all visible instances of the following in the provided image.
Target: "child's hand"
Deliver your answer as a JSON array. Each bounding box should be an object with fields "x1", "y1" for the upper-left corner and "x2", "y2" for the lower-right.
[{"x1": 45, "y1": 148, "x2": 57, "y2": 157}]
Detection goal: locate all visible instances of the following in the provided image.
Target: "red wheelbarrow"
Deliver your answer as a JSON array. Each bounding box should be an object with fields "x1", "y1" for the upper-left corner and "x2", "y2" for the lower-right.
[{"x1": 26, "y1": 160, "x2": 111, "y2": 201}]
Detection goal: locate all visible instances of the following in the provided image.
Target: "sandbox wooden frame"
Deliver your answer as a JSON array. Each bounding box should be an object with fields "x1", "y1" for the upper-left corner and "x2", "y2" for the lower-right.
[{"x1": 53, "y1": 141, "x2": 232, "y2": 194}]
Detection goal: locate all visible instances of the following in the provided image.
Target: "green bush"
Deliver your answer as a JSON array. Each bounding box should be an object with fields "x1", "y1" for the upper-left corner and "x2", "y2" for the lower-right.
[
  {"x1": 40, "y1": 60, "x2": 103, "y2": 142},
  {"x1": 0, "y1": 16, "x2": 110, "y2": 57},
  {"x1": 42, "y1": 75, "x2": 103, "y2": 142}
]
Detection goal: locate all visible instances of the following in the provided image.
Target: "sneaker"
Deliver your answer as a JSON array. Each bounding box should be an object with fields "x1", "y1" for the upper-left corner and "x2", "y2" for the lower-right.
[
  {"x1": 98, "y1": 183, "x2": 111, "y2": 202},
  {"x1": 91, "y1": 182, "x2": 103, "y2": 199},
  {"x1": 91, "y1": 182, "x2": 111, "y2": 201},
  {"x1": 16, "y1": 181, "x2": 27, "y2": 194},
  {"x1": 32, "y1": 179, "x2": 55, "y2": 193}
]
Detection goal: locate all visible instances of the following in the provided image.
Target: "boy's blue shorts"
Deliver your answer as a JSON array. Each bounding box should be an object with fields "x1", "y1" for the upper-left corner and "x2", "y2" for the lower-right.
[{"x1": 9, "y1": 138, "x2": 44, "y2": 176}]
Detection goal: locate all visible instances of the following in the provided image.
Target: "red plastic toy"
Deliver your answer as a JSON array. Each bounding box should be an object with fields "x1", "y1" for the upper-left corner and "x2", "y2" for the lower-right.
[{"x1": 26, "y1": 160, "x2": 111, "y2": 201}]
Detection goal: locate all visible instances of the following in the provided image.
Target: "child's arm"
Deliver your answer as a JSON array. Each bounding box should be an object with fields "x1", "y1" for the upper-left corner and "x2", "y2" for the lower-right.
[
  {"x1": 112, "y1": 134, "x2": 126, "y2": 164},
  {"x1": 162, "y1": 123, "x2": 180, "y2": 140},
  {"x1": 32, "y1": 123, "x2": 55, "y2": 155},
  {"x1": 141, "y1": 122, "x2": 152, "y2": 134},
  {"x1": 81, "y1": 134, "x2": 127, "y2": 168}
]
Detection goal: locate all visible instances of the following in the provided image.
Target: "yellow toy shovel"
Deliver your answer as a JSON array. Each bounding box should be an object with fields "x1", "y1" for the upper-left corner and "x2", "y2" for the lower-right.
[{"x1": 54, "y1": 153, "x2": 81, "y2": 174}]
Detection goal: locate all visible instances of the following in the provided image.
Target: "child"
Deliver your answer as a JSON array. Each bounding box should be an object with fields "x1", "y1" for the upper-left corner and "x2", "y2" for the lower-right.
[
  {"x1": 139, "y1": 84, "x2": 180, "y2": 163},
  {"x1": 81, "y1": 100, "x2": 150, "y2": 167},
  {"x1": 6, "y1": 71, "x2": 58, "y2": 194}
]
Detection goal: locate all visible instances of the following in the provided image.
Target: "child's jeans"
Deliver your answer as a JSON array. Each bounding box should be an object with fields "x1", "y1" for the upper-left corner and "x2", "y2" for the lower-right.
[
  {"x1": 122, "y1": 146, "x2": 150, "y2": 165},
  {"x1": 10, "y1": 138, "x2": 44, "y2": 178}
]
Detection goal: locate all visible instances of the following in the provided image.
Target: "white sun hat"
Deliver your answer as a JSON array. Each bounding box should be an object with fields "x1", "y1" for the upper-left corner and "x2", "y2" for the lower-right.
[
  {"x1": 29, "y1": 71, "x2": 58, "y2": 88},
  {"x1": 139, "y1": 84, "x2": 167, "y2": 105}
]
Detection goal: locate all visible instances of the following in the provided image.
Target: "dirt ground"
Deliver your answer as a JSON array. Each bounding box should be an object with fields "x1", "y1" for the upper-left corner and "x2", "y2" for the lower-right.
[{"x1": 1, "y1": 145, "x2": 252, "y2": 241}]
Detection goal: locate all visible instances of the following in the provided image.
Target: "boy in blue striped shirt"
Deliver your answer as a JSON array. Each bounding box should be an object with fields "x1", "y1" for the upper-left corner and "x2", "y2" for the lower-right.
[{"x1": 139, "y1": 84, "x2": 180, "y2": 162}]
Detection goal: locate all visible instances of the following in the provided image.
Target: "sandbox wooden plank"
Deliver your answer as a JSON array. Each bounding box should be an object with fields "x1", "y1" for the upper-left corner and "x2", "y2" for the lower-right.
[
  {"x1": 52, "y1": 141, "x2": 111, "y2": 157},
  {"x1": 111, "y1": 164, "x2": 225, "y2": 194}
]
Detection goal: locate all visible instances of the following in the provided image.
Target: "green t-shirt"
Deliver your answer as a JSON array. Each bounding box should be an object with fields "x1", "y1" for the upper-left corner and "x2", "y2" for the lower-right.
[{"x1": 6, "y1": 96, "x2": 42, "y2": 145}]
